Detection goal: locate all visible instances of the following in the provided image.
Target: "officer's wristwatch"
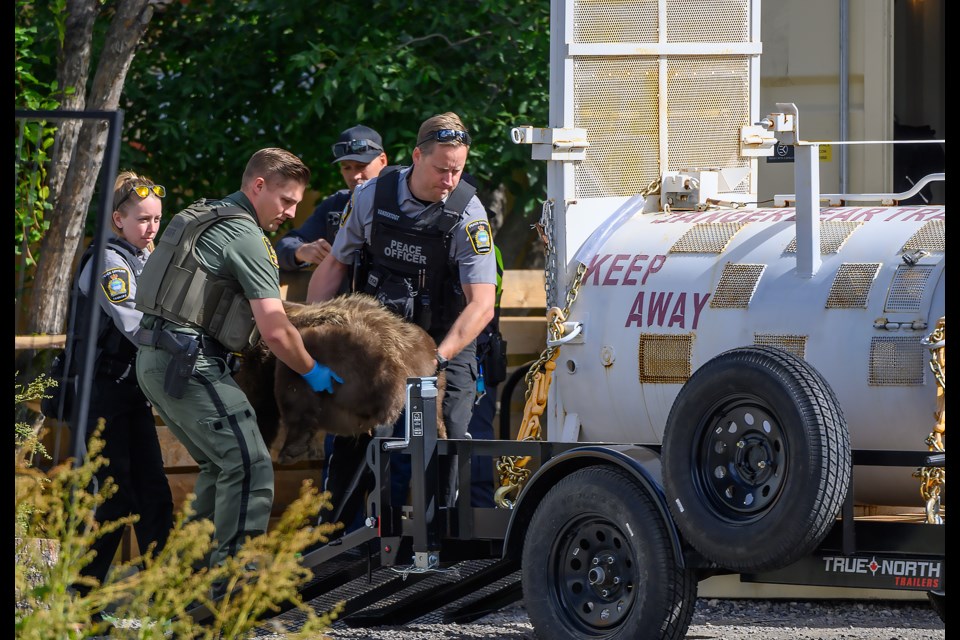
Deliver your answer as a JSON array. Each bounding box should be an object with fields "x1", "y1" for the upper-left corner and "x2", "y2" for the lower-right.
[{"x1": 435, "y1": 351, "x2": 449, "y2": 374}]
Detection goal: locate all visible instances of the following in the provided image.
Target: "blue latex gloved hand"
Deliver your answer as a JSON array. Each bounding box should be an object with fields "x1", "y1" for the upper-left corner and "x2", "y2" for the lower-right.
[{"x1": 301, "y1": 361, "x2": 344, "y2": 394}]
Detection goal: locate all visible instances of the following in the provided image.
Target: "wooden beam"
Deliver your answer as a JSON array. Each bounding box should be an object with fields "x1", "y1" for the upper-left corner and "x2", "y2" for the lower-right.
[
  {"x1": 500, "y1": 269, "x2": 546, "y2": 311},
  {"x1": 15, "y1": 334, "x2": 66, "y2": 350},
  {"x1": 500, "y1": 316, "x2": 547, "y2": 359}
]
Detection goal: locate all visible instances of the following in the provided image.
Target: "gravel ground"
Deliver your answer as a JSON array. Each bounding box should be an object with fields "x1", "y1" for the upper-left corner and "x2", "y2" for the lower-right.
[{"x1": 310, "y1": 598, "x2": 944, "y2": 640}]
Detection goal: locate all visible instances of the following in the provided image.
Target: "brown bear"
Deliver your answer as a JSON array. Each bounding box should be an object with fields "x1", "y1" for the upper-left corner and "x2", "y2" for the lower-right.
[{"x1": 235, "y1": 293, "x2": 446, "y2": 464}]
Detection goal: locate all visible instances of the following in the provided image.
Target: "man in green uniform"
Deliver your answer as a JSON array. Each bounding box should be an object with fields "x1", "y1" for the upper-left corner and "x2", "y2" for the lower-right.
[{"x1": 134, "y1": 147, "x2": 343, "y2": 576}]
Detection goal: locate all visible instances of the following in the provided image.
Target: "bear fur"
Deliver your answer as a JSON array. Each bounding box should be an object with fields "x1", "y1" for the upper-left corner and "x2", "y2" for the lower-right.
[{"x1": 235, "y1": 293, "x2": 446, "y2": 464}]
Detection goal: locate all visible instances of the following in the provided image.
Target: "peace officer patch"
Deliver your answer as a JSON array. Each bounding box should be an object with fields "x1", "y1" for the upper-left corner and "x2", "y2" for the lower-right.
[
  {"x1": 466, "y1": 220, "x2": 493, "y2": 255},
  {"x1": 263, "y1": 236, "x2": 279, "y2": 269},
  {"x1": 100, "y1": 267, "x2": 130, "y2": 304}
]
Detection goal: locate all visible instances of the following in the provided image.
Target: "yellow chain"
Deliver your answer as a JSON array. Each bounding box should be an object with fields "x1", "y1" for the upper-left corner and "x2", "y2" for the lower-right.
[
  {"x1": 494, "y1": 263, "x2": 587, "y2": 508},
  {"x1": 913, "y1": 317, "x2": 945, "y2": 524},
  {"x1": 495, "y1": 180, "x2": 662, "y2": 509}
]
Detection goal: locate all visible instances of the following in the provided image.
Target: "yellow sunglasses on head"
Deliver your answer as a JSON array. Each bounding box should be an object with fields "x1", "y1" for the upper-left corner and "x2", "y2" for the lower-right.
[{"x1": 116, "y1": 183, "x2": 166, "y2": 208}]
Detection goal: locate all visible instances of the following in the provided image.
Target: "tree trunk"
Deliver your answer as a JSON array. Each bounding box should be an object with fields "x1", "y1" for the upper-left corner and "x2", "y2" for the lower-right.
[
  {"x1": 28, "y1": 0, "x2": 155, "y2": 338},
  {"x1": 46, "y1": 0, "x2": 96, "y2": 205}
]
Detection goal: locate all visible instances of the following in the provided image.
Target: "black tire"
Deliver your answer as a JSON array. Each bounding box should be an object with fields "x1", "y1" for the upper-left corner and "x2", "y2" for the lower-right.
[
  {"x1": 928, "y1": 589, "x2": 945, "y2": 623},
  {"x1": 522, "y1": 466, "x2": 697, "y2": 640},
  {"x1": 662, "y1": 346, "x2": 851, "y2": 573}
]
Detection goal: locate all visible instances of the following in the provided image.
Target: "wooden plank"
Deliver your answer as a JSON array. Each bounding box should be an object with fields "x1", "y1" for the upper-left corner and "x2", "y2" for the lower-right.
[
  {"x1": 15, "y1": 334, "x2": 66, "y2": 350},
  {"x1": 15, "y1": 271, "x2": 544, "y2": 350},
  {"x1": 500, "y1": 316, "x2": 547, "y2": 359},
  {"x1": 500, "y1": 269, "x2": 545, "y2": 311},
  {"x1": 280, "y1": 269, "x2": 546, "y2": 308}
]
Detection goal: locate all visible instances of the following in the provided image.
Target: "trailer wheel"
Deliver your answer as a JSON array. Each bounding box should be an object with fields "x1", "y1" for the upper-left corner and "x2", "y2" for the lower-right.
[
  {"x1": 522, "y1": 466, "x2": 697, "y2": 640},
  {"x1": 662, "y1": 346, "x2": 851, "y2": 573}
]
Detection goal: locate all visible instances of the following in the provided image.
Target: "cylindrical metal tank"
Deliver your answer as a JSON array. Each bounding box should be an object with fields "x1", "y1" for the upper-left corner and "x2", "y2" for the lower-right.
[{"x1": 553, "y1": 204, "x2": 945, "y2": 507}]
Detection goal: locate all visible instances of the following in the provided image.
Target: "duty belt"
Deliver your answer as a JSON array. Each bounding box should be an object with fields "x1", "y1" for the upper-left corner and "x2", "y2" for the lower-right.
[
  {"x1": 137, "y1": 327, "x2": 231, "y2": 360},
  {"x1": 137, "y1": 326, "x2": 237, "y2": 398}
]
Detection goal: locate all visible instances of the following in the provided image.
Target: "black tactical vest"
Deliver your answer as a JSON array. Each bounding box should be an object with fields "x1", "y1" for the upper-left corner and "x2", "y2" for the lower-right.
[
  {"x1": 71, "y1": 237, "x2": 144, "y2": 380},
  {"x1": 361, "y1": 170, "x2": 476, "y2": 338}
]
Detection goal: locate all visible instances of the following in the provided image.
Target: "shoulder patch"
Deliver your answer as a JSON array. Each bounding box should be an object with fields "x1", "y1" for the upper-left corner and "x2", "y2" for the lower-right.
[
  {"x1": 100, "y1": 267, "x2": 130, "y2": 303},
  {"x1": 262, "y1": 236, "x2": 279, "y2": 269},
  {"x1": 466, "y1": 220, "x2": 493, "y2": 255}
]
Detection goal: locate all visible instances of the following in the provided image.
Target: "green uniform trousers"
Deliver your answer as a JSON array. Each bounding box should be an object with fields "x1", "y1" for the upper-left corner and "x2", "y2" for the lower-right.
[{"x1": 136, "y1": 343, "x2": 273, "y2": 570}]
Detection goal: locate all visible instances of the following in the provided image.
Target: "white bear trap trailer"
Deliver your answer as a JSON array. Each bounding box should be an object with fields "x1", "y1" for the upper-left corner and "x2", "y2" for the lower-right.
[{"x1": 189, "y1": 0, "x2": 945, "y2": 636}]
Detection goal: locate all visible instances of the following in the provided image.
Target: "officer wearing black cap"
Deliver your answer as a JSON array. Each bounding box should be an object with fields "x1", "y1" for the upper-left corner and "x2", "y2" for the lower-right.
[
  {"x1": 275, "y1": 124, "x2": 389, "y2": 275},
  {"x1": 307, "y1": 111, "x2": 497, "y2": 512}
]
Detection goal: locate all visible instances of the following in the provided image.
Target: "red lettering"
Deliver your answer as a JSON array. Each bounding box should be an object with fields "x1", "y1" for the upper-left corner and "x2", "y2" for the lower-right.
[
  {"x1": 625, "y1": 290, "x2": 711, "y2": 328},
  {"x1": 642, "y1": 255, "x2": 666, "y2": 285},
  {"x1": 759, "y1": 209, "x2": 795, "y2": 222},
  {"x1": 585, "y1": 254, "x2": 611, "y2": 285},
  {"x1": 625, "y1": 291, "x2": 644, "y2": 327},
  {"x1": 691, "y1": 292, "x2": 710, "y2": 329},
  {"x1": 819, "y1": 207, "x2": 847, "y2": 217},
  {"x1": 648, "y1": 291, "x2": 673, "y2": 326},
  {"x1": 668, "y1": 293, "x2": 687, "y2": 328},
  {"x1": 718, "y1": 211, "x2": 749, "y2": 223},
  {"x1": 673, "y1": 211, "x2": 701, "y2": 223},
  {"x1": 824, "y1": 208, "x2": 857, "y2": 222},
  {"x1": 848, "y1": 208, "x2": 879, "y2": 222},
  {"x1": 603, "y1": 254, "x2": 631, "y2": 285},
  {"x1": 900, "y1": 207, "x2": 943, "y2": 221},
  {"x1": 740, "y1": 210, "x2": 767, "y2": 223},
  {"x1": 623, "y1": 255, "x2": 649, "y2": 286}
]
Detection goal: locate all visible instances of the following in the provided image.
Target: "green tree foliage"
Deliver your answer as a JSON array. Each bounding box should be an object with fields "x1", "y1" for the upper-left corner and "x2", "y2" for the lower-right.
[
  {"x1": 14, "y1": 0, "x2": 67, "y2": 268},
  {"x1": 119, "y1": 0, "x2": 551, "y2": 264}
]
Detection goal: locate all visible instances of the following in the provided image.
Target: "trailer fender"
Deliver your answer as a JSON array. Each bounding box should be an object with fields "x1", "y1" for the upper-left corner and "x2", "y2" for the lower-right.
[{"x1": 502, "y1": 444, "x2": 684, "y2": 567}]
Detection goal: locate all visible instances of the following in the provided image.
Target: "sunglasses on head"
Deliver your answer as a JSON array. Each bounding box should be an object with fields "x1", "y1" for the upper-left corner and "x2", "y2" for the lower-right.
[
  {"x1": 332, "y1": 139, "x2": 383, "y2": 160},
  {"x1": 417, "y1": 129, "x2": 472, "y2": 147},
  {"x1": 116, "y1": 184, "x2": 166, "y2": 208}
]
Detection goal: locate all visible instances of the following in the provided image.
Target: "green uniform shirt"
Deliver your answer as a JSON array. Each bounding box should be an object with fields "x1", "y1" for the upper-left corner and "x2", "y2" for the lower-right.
[{"x1": 196, "y1": 191, "x2": 282, "y2": 301}]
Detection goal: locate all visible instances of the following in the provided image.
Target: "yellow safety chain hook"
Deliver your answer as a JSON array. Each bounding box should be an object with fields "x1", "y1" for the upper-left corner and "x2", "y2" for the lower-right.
[{"x1": 914, "y1": 317, "x2": 945, "y2": 524}]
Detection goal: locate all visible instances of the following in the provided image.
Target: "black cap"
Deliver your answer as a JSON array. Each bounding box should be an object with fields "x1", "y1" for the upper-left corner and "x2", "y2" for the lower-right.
[{"x1": 330, "y1": 125, "x2": 384, "y2": 164}]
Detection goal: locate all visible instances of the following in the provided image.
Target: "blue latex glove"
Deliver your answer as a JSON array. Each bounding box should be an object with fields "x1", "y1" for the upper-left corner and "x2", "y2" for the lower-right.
[{"x1": 301, "y1": 361, "x2": 343, "y2": 394}]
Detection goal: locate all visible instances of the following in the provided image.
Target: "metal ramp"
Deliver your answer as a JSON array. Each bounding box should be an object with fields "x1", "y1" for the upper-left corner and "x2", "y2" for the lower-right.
[{"x1": 253, "y1": 554, "x2": 521, "y2": 633}]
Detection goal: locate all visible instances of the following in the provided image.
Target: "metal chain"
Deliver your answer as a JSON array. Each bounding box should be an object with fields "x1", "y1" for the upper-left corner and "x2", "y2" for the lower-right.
[
  {"x1": 537, "y1": 199, "x2": 558, "y2": 309},
  {"x1": 914, "y1": 317, "x2": 945, "y2": 524},
  {"x1": 494, "y1": 265, "x2": 585, "y2": 508},
  {"x1": 495, "y1": 180, "x2": 661, "y2": 509}
]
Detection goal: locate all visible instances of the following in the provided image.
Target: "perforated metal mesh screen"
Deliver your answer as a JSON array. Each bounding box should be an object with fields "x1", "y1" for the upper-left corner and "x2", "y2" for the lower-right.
[
  {"x1": 573, "y1": 0, "x2": 659, "y2": 43},
  {"x1": 572, "y1": 0, "x2": 750, "y2": 44},
  {"x1": 885, "y1": 265, "x2": 935, "y2": 313},
  {"x1": 754, "y1": 334, "x2": 808, "y2": 359},
  {"x1": 711, "y1": 263, "x2": 765, "y2": 308},
  {"x1": 574, "y1": 58, "x2": 660, "y2": 197},
  {"x1": 670, "y1": 222, "x2": 745, "y2": 253},
  {"x1": 785, "y1": 221, "x2": 862, "y2": 254},
  {"x1": 902, "y1": 219, "x2": 945, "y2": 253},
  {"x1": 869, "y1": 336, "x2": 925, "y2": 386},
  {"x1": 570, "y1": 0, "x2": 754, "y2": 199},
  {"x1": 825, "y1": 263, "x2": 881, "y2": 309},
  {"x1": 638, "y1": 333, "x2": 693, "y2": 383},
  {"x1": 666, "y1": 0, "x2": 750, "y2": 43},
  {"x1": 666, "y1": 57, "x2": 752, "y2": 182}
]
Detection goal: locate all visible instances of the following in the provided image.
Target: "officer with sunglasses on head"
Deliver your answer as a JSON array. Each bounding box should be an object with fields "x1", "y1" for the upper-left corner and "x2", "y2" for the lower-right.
[
  {"x1": 307, "y1": 111, "x2": 497, "y2": 518},
  {"x1": 275, "y1": 125, "x2": 389, "y2": 277},
  {"x1": 275, "y1": 125, "x2": 390, "y2": 532},
  {"x1": 59, "y1": 172, "x2": 173, "y2": 615}
]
